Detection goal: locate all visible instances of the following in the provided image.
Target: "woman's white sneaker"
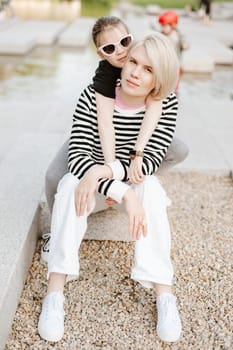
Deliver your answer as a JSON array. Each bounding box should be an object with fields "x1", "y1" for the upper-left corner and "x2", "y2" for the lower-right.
[
  {"x1": 40, "y1": 232, "x2": 51, "y2": 263},
  {"x1": 156, "y1": 293, "x2": 182, "y2": 342},
  {"x1": 38, "y1": 291, "x2": 65, "y2": 342}
]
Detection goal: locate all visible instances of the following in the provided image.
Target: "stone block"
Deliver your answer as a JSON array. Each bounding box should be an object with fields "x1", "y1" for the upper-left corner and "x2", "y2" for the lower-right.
[
  {"x1": 25, "y1": 20, "x2": 68, "y2": 45},
  {"x1": 182, "y1": 47, "x2": 215, "y2": 73},
  {"x1": 58, "y1": 17, "x2": 96, "y2": 47},
  {"x1": 0, "y1": 28, "x2": 36, "y2": 55}
]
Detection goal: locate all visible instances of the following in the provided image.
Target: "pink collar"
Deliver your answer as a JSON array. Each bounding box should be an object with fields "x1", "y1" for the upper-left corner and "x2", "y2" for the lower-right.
[{"x1": 115, "y1": 87, "x2": 145, "y2": 110}]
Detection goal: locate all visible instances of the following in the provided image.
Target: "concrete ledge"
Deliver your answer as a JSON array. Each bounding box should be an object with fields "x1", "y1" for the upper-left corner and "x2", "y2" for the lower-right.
[
  {"x1": 0, "y1": 132, "x2": 64, "y2": 349},
  {"x1": 208, "y1": 44, "x2": 233, "y2": 65},
  {"x1": 182, "y1": 47, "x2": 215, "y2": 73},
  {"x1": 0, "y1": 205, "x2": 40, "y2": 350},
  {"x1": 24, "y1": 20, "x2": 68, "y2": 45},
  {"x1": 58, "y1": 17, "x2": 96, "y2": 47},
  {"x1": 0, "y1": 19, "x2": 68, "y2": 54},
  {"x1": 0, "y1": 29, "x2": 36, "y2": 55}
]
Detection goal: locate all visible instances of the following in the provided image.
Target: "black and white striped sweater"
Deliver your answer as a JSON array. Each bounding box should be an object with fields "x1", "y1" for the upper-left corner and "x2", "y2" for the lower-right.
[{"x1": 68, "y1": 85, "x2": 178, "y2": 202}]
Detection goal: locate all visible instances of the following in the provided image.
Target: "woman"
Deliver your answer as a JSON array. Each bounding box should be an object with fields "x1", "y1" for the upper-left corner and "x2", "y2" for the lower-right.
[{"x1": 38, "y1": 32, "x2": 182, "y2": 343}]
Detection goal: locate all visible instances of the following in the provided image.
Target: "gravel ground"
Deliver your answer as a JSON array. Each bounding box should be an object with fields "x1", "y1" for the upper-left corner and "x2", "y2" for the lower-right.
[{"x1": 6, "y1": 172, "x2": 233, "y2": 350}]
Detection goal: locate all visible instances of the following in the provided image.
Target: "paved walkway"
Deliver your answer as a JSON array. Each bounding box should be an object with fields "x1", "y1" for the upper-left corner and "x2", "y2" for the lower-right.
[{"x1": 0, "y1": 10, "x2": 232, "y2": 349}]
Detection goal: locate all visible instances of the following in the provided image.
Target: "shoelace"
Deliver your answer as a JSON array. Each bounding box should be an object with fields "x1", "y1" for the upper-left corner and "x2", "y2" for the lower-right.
[{"x1": 42, "y1": 233, "x2": 51, "y2": 252}]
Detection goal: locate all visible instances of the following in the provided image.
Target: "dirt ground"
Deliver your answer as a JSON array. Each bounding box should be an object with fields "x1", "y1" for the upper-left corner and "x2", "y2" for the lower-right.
[{"x1": 6, "y1": 172, "x2": 233, "y2": 350}]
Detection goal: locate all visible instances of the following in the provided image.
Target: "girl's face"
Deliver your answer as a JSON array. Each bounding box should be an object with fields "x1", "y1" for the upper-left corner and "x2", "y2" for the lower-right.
[
  {"x1": 120, "y1": 45, "x2": 156, "y2": 101},
  {"x1": 97, "y1": 24, "x2": 131, "y2": 68}
]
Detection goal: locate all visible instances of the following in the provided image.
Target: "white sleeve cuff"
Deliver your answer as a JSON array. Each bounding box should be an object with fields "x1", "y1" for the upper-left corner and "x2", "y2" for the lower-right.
[
  {"x1": 107, "y1": 180, "x2": 129, "y2": 203},
  {"x1": 106, "y1": 160, "x2": 125, "y2": 180}
]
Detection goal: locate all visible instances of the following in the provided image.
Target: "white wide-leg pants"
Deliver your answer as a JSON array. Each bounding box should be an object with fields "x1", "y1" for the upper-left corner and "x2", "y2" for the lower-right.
[{"x1": 48, "y1": 173, "x2": 174, "y2": 288}]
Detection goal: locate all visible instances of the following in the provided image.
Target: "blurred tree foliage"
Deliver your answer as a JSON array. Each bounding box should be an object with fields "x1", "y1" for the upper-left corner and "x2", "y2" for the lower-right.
[
  {"x1": 81, "y1": 0, "x2": 115, "y2": 6},
  {"x1": 81, "y1": 0, "x2": 117, "y2": 17},
  {"x1": 62, "y1": 0, "x2": 233, "y2": 13},
  {"x1": 132, "y1": 0, "x2": 233, "y2": 7}
]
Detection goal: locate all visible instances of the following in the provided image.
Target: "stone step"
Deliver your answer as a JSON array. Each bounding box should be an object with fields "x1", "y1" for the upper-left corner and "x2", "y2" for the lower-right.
[
  {"x1": 58, "y1": 17, "x2": 96, "y2": 48},
  {"x1": 0, "y1": 20, "x2": 36, "y2": 54},
  {"x1": 22, "y1": 19, "x2": 68, "y2": 45},
  {"x1": 181, "y1": 46, "x2": 215, "y2": 73},
  {"x1": 0, "y1": 19, "x2": 67, "y2": 55},
  {"x1": 0, "y1": 132, "x2": 64, "y2": 349}
]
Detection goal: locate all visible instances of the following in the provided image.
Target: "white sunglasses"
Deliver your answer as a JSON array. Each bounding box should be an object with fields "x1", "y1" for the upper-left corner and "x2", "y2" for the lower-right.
[{"x1": 98, "y1": 34, "x2": 133, "y2": 56}]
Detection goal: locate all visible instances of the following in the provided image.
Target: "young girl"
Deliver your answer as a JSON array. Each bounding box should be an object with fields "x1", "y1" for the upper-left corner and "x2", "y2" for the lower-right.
[
  {"x1": 93, "y1": 16, "x2": 164, "y2": 184},
  {"x1": 38, "y1": 32, "x2": 182, "y2": 344}
]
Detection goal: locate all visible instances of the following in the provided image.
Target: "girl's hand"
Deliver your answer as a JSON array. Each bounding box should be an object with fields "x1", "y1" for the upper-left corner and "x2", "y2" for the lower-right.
[
  {"x1": 123, "y1": 188, "x2": 147, "y2": 240},
  {"x1": 128, "y1": 157, "x2": 144, "y2": 184}
]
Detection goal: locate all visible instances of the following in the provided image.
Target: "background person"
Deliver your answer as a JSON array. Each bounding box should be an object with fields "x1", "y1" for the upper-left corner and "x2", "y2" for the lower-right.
[
  {"x1": 199, "y1": 0, "x2": 212, "y2": 25},
  {"x1": 158, "y1": 10, "x2": 189, "y2": 92}
]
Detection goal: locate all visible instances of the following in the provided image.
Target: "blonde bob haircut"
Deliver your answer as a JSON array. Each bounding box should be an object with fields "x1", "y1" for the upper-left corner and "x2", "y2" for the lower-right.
[{"x1": 130, "y1": 32, "x2": 179, "y2": 100}]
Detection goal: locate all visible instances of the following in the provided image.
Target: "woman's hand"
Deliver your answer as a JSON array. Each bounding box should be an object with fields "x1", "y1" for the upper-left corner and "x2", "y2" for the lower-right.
[
  {"x1": 128, "y1": 157, "x2": 144, "y2": 184},
  {"x1": 75, "y1": 170, "x2": 98, "y2": 216},
  {"x1": 75, "y1": 164, "x2": 113, "y2": 216},
  {"x1": 123, "y1": 188, "x2": 147, "y2": 240}
]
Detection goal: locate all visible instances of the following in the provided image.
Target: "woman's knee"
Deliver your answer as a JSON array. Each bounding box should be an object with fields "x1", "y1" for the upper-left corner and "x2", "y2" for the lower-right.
[
  {"x1": 135, "y1": 176, "x2": 170, "y2": 207},
  {"x1": 132, "y1": 175, "x2": 159, "y2": 193},
  {"x1": 56, "y1": 173, "x2": 79, "y2": 194}
]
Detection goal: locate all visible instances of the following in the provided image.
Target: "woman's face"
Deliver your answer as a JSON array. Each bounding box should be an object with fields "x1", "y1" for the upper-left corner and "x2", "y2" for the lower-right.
[{"x1": 121, "y1": 45, "x2": 156, "y2": 99}]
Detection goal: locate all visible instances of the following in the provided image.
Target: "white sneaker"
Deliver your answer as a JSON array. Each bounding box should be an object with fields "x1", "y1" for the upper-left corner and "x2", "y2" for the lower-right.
[
  {"x1": 38, "y1": 291, "x2": 65, "y2": 342},
  {"x1": 40, "y1": 232, "x2": 51, "y2": 263},
  {"x1": 156, "y1": 293, "x2": 182, "y2": 342}
]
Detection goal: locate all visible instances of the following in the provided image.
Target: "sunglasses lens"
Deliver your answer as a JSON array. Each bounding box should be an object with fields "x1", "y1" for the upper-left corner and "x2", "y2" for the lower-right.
[
  {"x1": 102, "y1": 44, "x2": 115, "y2": 55},
  {"x1": 121, "y1": 35, "x2": 132, "y2": 47}
]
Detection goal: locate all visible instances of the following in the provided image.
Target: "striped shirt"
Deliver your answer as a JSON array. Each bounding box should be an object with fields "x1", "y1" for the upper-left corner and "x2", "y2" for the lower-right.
[{"x1": 68, "y1": 85, "x2": 178, "y2": 202}]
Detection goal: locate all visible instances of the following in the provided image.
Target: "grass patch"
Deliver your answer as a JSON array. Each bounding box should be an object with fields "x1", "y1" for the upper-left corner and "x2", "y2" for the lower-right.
[{"x1": 132, "y1": 0, "x2": 233, "y2": 9}]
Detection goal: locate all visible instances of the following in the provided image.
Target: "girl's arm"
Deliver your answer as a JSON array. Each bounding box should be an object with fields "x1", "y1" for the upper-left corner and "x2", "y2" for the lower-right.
[
  {"x1": 95, "y1": 92, "x2": 115, "y2": 163},
  {"x1": 128, "y1": 98, "x2": 162, "y2": 184},
  {"x1": 93, "y1": 61, "x2": 121, "y2": 164}
]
